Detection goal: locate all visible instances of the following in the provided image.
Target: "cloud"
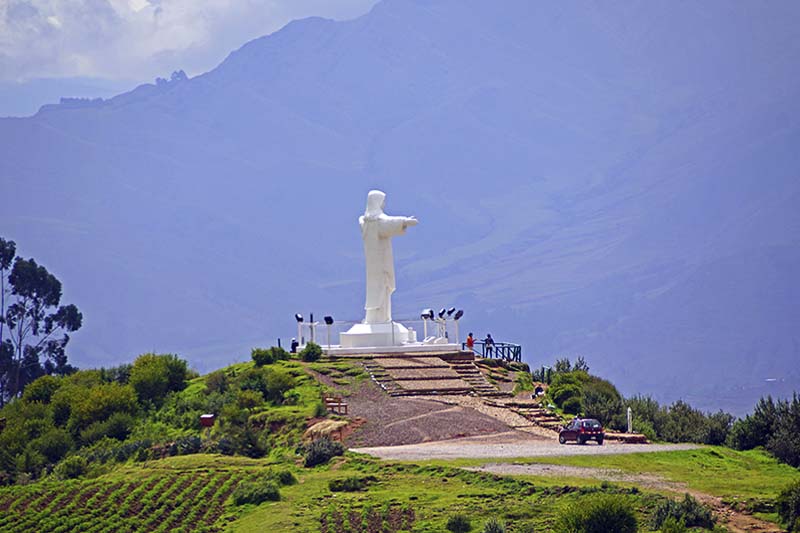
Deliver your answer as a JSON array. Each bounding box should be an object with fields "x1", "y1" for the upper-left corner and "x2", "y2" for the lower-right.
[{"x1": 0, "y1": 0, "x2": 379, "y2": 82}]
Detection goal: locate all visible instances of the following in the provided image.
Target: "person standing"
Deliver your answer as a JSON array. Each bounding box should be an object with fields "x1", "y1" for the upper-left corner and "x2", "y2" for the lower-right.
[
  {"x1": 484, "y1": 333, "x2": 495, "y2": 357},
  {"x1": 466, "y1": 332, "x2": 475, "y2": 351}
]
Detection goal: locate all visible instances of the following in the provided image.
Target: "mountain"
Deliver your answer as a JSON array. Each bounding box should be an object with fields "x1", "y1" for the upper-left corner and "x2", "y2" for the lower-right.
[{"x1": 2, "y1": 0, "x2": 799, "y2": 414}]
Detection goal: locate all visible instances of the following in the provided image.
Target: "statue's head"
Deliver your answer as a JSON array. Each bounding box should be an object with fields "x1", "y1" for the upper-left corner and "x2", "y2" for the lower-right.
[{"x1": 364, "y1": 190, "x2": 386, "y2": 218}]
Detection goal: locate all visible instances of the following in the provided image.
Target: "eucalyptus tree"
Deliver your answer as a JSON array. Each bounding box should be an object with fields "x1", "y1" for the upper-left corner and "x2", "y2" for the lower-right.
[{"x1": 0, "y1": 238, "x2": 82, "y2": 403}]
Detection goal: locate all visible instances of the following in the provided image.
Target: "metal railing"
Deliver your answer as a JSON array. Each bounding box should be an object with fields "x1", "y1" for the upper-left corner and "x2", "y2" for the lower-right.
[{"x1": 463, "y1": 341, "x2": 522, "y2": 362}]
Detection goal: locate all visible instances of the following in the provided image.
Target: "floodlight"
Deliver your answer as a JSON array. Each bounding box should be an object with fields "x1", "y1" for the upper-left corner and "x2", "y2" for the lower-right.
[
  {"x1": 447, "y1": 307, "x2": 456, "y2": 316},
  {"x1": 420, "y1": 309, "x2": 434, "y2": 320},
  {"x1": 295, "y1": 314, "x2": 303, "y2": 323},
  {"x1": 438, "y1": 308, "x2": 446, "y2": 318},
  {"x1": 324, "y1": 316, "x2": 334, "y2": 325},
  {"x1": 454, "y1": 310, "x2": 464, "y2": 320}
]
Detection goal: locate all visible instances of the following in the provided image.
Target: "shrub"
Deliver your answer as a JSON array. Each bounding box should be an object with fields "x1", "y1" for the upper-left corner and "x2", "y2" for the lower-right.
[
  {"x1": 251, "y1": 348, "x2": 275, "y2": 367},
  {"x1": 232, "y1": 480, "x2": 280, "y2": 505},
  {"x1": 329, "y1": 475, "x2": 375, "y2": 492},
  {"x1": 263, "y1": 368, "x2": 295, "y2": 404},
  {"x1": 482, "y1": 517, "x2": 506, "y2": 533},
  {"x1": 22, "y1": 375, "x2": 62, "y2": 403},
  {"x1": 205, "y1": 370, "x2": 228, "y2": 394},
  {"x1": 54, "y1": 456, "x2": 88, "y2": 479},
  {"x1": 300, "y1": 342, "x2": 323, "y2": 362},
  {"x1": 236, "y1": 389, "x2": 264, "y2": 411},
  {"x1": 652, "y1": 494, "x2": 714, "y2": 530},
  {"x1": 30, "y1": 428, "x2": 72, "y2": 463},
  {"x1": 551, "y1": 384, "x2": 582, "y2": 406},
  {"x1": 446, "y1": 514, "x2": 472, "y2": 533},
  {"x1": 80, "y1": 412, "x2": 135, "y2": 444},
  {"x1": 659, "y1": 516, "x2": 688, "y2": 533},
  {"x1": 304, "y1": 437, "x2": 344, "y2": 467},
  {"x1": 777, "y1": 480, "x2": 800, "y2": 532},
  {"x1": 275, "y1": 469, "x2": 297, "y2": 486},
  {"x1": 562, "y1": 396, "x2": 582, "y2": 415},
  {"x1": 270, "y1": 346, "x2": 290, "y2": 361},
  {"x1": 129, "y1": 353, "x2": 188, "y2": 406},
  {"x1": 556, "y1": 494, "x2": 637, "y2": 533}
]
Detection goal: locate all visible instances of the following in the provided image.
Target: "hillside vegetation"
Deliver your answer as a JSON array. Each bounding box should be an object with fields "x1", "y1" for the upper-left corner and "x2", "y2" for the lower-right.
[{"x1": 1, "y1": 349, "x2": 799, "y2": 532}]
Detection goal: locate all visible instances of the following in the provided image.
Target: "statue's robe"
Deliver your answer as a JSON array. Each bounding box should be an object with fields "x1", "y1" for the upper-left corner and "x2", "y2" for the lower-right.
[{"x1": 360, "y1": 213, "x2": 410, "y2": 324}]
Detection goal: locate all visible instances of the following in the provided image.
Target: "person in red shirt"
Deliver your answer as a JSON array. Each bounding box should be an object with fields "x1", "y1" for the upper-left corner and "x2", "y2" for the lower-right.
[{"x1": 466, "y1": 332, "x2": 475, "y2": 350}]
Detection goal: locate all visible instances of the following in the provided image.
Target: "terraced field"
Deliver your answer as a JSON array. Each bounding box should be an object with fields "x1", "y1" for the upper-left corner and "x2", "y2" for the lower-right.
[{"x1": 0, "y1": 458, "x2": 253, "y2": 533}]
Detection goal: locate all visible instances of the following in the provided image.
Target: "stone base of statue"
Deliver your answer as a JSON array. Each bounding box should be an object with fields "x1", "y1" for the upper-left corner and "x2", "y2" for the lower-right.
[
  {"x1": 319, "y1": 321, "x2": 459, "y2": 356},
  {"x1": 340, "y1": 321, "x2": 417, "y2": 348}
]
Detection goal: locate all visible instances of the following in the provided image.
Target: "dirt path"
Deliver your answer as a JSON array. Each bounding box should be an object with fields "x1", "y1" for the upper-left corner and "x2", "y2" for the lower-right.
[
  {"x1": 351, "y1": 431, "x2": 698, "y2": 460},
  {"x1": 467, "y1": 463, "x2": 782, "y2": 533}
]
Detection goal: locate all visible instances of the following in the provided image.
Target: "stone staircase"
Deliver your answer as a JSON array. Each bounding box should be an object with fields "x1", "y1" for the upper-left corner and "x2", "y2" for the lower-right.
[
  {"x1": 360, "y1": 352, "x2": 510, "y2": 398},
  {"x1": 483, "y1": 399, "x2": 563, "y2": 432}
]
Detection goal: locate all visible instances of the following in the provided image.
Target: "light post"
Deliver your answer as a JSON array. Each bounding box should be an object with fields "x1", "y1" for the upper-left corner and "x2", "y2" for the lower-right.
[
  {"x1": 295, "y1": 314, "x2": 303, "y2": 345},
  {"x1": 453, "y1": 309, "x2": 464, "y2": 345},
  {"x1": 437, "y1": 308, "x2": 447, "y2": 338},
  {"x1": 420, "y1": 309, "x2": 433, "y2": 338},
  {"x1": 324, "y1": 316, "x2": 334, "y2": 349}
]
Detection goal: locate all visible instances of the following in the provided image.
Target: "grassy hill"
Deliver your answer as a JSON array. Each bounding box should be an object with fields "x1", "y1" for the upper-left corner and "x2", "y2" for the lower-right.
[{"x1": 1, "y1": 352, "x2": 798, "y2": 532}]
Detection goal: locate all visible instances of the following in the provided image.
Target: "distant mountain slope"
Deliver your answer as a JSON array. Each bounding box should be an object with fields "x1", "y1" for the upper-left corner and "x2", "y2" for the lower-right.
[{"x1": 2, "y1": 0, "x2": 799, "y2": 413}]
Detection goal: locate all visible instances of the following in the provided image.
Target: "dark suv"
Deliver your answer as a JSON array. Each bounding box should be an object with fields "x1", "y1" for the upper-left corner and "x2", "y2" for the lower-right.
[{"x1": 558, "y1": 418, "x2": 604, "y2": 445}]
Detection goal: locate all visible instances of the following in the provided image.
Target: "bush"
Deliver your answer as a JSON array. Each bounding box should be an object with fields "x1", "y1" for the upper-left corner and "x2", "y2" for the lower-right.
[
  {"x1": 205, "y1": 370, "x2": 228, "y2": 394},
  {"x1": 80, "y1": 412, "x2": 135, "y2": 444},
  {"x1": 275, "y1": 469, "x2": 297, "y2": 486},
  {"x1": 482, "y1": 517, "x2": 506, "y2": 533},
  {"x1": 556, "y1": 494, "x2": 637, "y2": 533},
  {"x1": 300, "y1": 342, "x2": 323, "y2": 362},
  {"x1": 659, "y1": 516, "x2": 688, "y2": 533},
  {"x1": 22, "y1": 375, "x2": 62, "y2": 403},
  {"x1": 446, "y1": 514, "x2": 472, "y2": 533},
  {"x1": 270, "y1": 346, "x2": 290, "y2": 361},
  {"x1": 263, "y1": 368, "x2": 295, "y2": 404},
  {"x1": 652, "y1": 494, "x2": 714, "y2": 530},
  {"x1": 30, "y1": 428, "x2": 72, "y2": 463},
  {"x1": 562, "y1": 396, "x2": 582, "y2": 415},
  {"x1": 251, "y1": 348, "x2": 275, "y2": 367},
  {"x1": 129, "y1": 353, "x2": 188, "y2": 406},
  {"x1": 54, "y1": 456, "x2": 88, "y2": 480},
  {"x1": 304, "y1": 437, "x2": 344, "y2": 467},
  {"x1": 329, "y1": 475, "x2": 374, "y2": 492},
  {"x1": 777, "y1": 480, "x2": 800, "y2": 532},
  {"x1": 232, "y1": 480, "x2": 280, "y2": 505}
]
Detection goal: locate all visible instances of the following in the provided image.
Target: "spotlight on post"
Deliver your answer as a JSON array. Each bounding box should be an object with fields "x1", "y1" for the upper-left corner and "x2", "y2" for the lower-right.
[
  {"x1": 420, "y1": 308, "x2": 433, "y2": 337},
  {"x1": 294, "y1": 314, "x2": 304, "y2": 346},
  {"x1": 438, "y1": 308, "x2": 446, "y2": 319},
  {"x1": 323, "y1": 316, "x2": 334, "y2": 348},
  {"x1": 447, "y1": 307, "x2": 456, "y2": 317},
  {"x1": 453, "y1": 309, "x2": 464, "y2": 344}
]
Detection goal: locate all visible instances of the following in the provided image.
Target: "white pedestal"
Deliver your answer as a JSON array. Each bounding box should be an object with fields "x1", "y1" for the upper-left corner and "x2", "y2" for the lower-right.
[{"x1": 340, "y1": 322, "x2": 417, "y2": 348}]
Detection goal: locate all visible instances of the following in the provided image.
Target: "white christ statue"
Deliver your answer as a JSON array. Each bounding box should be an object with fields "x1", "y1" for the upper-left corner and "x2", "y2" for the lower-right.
[{"x1": 360, "y1": 190, "x2": 418, "y2": 324}]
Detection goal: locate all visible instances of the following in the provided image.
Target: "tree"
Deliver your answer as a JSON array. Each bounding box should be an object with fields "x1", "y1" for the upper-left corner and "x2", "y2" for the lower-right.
[
  {"x1": 0, "y1": 238, "x2": 16, "y2": 404},
  {"x1": 0, "y1": 248, "x2": 82, "y2": 404}
]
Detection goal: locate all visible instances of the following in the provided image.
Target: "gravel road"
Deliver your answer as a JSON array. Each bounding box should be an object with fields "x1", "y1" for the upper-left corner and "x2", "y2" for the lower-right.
[{"x1": 351, "y1": 431, "x2": 700, "y2": 461}]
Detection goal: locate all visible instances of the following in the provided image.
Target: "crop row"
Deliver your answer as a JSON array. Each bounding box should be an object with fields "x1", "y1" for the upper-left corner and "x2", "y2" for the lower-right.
[{"x1": 0, "y1": 469, "x2": 249, "y2": 533}]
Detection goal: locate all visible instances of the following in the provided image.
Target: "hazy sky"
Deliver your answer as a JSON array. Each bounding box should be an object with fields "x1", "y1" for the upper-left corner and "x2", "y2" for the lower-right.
[{"x1": 0, "y1": 0, "x2": 379, "y2": 82}]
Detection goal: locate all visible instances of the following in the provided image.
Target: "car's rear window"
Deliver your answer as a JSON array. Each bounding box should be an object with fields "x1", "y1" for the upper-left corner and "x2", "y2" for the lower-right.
[{"x1": 582, "y1": 420, "x2": 601, "y2": 428}]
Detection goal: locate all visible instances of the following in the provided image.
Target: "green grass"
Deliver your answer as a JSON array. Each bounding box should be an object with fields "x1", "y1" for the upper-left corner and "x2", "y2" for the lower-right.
[
  {"x1": 494, "y1": 447, "x2": 800, "y2": 501},
  {"x1": 229, "y1": 456, "x2": 661, "y2": 533}
]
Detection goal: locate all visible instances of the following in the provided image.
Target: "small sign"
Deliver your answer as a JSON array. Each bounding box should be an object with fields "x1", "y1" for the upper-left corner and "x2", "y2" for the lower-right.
[{"x1": 200, "y1": 414, "x2": 215, "y2": 428}]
